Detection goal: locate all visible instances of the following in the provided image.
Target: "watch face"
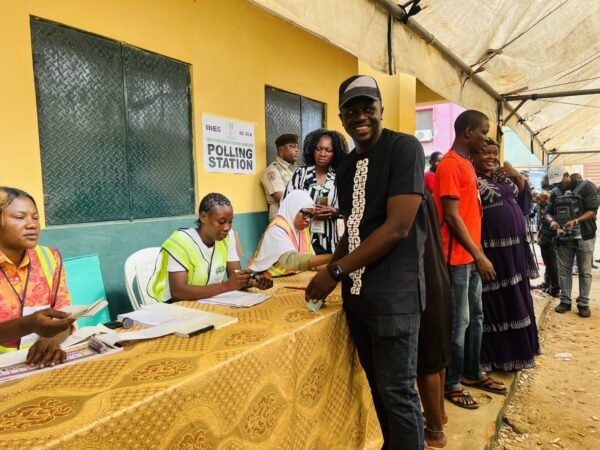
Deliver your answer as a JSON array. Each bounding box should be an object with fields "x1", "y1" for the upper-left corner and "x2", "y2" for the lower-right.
[{"x1": 330, "y1": 263, "x2": 343, "y2": 280}]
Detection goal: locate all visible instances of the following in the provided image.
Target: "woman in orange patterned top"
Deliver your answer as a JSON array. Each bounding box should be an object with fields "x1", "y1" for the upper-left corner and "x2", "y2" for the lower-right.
[{"x1": 0, "y1": 187, "x2": 73, "y2": 367}]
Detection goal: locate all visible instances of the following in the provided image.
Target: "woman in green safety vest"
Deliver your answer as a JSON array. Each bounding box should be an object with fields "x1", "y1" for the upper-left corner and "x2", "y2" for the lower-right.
[
  {"x1": 0, "y1": 186, "x2": 75, "y2": 367},
  {"x1": 149, "y1": 193, "x2": 273, "y2": 302}
]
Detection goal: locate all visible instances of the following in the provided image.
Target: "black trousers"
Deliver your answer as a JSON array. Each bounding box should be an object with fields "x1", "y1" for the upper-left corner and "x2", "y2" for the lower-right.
[
  {"x1": 345, "y1": 308, "x2": 423, "y2": 450},
  {"x1": 539, "y1": 241, "x2": 559, "y2": 292}
]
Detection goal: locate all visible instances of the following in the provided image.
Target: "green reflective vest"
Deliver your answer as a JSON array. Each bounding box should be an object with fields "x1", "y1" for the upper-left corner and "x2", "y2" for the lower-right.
[{"x1": 148, "y1": 229, "x2": 230, "y2": 302}]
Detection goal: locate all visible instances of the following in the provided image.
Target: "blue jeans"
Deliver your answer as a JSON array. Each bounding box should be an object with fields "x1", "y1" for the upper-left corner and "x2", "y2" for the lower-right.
[
  {"x1": 345, "y1": 309, "x2": 423, "y2": 450},
  {"x1": 445, "y1": 263, "x2": 483, "y2": 391},
  {"x1": 556, "y1": 237, "x2": 595, "y2": 308}
]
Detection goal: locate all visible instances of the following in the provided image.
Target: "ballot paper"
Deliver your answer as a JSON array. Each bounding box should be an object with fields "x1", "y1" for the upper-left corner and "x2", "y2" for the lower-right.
[
  {"x1": 198, "y1": 291, "x2": 271, "y2": 308},
  {"x1": 61, "y1": 299, "x2": 108, "y2": 319},
  {"x1": 307, "y1": 299, "x2": 323, "y2": 313}
]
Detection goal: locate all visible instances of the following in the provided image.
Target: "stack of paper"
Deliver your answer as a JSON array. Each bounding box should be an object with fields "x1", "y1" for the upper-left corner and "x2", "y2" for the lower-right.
[
  {"x1": 61, "y1": 299, "x2": 108, "y2": 319},
  {"x1": 198, "y1": 291, "x2": 271, "y2": 308},
  {"x1": 118, "y1": 303, "x2": 238, "y2": 329},
  {"x1": 97, "y1": 311, "x2": 237, "y2": 348},
  {"x1": 117, "y1": 309, "x2": 178, "y2": 327}
]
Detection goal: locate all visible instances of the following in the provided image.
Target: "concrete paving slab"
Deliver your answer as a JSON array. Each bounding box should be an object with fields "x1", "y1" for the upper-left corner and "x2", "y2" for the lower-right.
[{"x1": 440, "y1": 290, "x2": 552, "y2": 450}]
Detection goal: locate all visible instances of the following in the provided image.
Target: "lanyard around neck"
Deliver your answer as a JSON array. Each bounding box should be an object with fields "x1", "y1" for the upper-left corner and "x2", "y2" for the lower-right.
[
  {"x1": 0, "y1": 264, "x2": 32, "y2": 314},
  {"x1": 0, "y1": 263, "x2": 33, "y2": 350}
]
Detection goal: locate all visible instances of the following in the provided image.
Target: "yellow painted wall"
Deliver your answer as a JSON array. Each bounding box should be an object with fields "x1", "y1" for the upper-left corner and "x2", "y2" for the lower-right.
[
  {"x1": 357, "y1": 62, "x2": 416, "y2": 134},
  {"x1": 416, "y1": 79, "x2": 447, "y2": 106},
  {"x1": 0, "y1": 0, "x2": 357, "y2": 223}
]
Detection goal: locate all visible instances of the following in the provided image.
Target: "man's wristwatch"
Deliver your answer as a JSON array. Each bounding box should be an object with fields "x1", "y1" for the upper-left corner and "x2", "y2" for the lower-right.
[
  {"x1": 328, "y1": 261, "x2": 345, "y2": 281},
  {"x1": 575, "y1": 218, "x2": 580, "y2": 225}
]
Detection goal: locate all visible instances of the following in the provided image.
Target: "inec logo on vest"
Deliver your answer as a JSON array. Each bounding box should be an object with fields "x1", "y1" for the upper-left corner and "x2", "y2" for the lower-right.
[{"x1": 216, "y1": 266, "x2": 226, "y2": 275}]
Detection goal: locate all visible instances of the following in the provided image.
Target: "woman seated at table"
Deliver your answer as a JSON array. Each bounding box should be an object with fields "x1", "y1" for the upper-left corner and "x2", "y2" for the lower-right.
[
  {"x1": 0, "y1": 186, "x2": 74, "y2": 367},
  {"x1": 249, "y1": 190, "x2": 332, "y2": 277},
  {"x1": 149, "y1": 193, "x2": 272, "y2": 302}
]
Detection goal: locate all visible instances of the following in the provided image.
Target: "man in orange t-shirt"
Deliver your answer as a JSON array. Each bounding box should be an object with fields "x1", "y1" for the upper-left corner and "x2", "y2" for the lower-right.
[{"x1": 434, "y1": 110, "x2": 505, "y2": 410}]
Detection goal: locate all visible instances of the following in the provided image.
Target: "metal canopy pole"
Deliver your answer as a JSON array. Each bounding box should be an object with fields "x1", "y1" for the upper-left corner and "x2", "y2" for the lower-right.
[
  {"x1": 547, "y1": 150, "x2": 600, "y2": 155},
  {"x1": 504, "y1": 88, "x2": 600, "y2": 102},
  {"x1": 503, "y1": 99, "x2": 527, "y2": 124},
  {"x1": 373, "y1": 0, "x2": 545, "y2": 152}
]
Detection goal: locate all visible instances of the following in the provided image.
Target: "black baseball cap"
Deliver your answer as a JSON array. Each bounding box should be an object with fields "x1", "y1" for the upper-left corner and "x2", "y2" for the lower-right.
[{"x1": 338, "y1": 75, "x2": 382, "y2": 108}]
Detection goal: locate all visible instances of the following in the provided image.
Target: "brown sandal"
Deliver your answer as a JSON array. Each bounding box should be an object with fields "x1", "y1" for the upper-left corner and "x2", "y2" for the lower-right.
[
  {"x1": 462, "y1": 376, "x2": 507, "y2": 395},
  {"x1": 444, "y1": 389, "x2": 479, "y2": 409}
]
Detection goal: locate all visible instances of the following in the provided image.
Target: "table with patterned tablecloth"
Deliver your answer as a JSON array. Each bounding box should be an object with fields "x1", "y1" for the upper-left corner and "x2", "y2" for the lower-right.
[{"x1": 0, "y1": 272, "x2": 382, "y2": 449}]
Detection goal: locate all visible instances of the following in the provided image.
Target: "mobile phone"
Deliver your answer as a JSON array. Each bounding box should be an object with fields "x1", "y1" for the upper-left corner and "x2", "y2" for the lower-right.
[{"x1": 319, "y1": 196, "x2": 328, "y2": 206}]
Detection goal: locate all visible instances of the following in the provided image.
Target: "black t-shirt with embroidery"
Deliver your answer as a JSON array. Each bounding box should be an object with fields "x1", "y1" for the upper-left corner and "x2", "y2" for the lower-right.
[{"x1": 336, "y1": 128, "x2": 426, "y2": 314}]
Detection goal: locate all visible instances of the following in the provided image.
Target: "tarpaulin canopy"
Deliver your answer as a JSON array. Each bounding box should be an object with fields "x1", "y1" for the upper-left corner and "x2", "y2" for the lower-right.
[{"x1": 249, "y1": 0, "x2": 600, "y2": 166}]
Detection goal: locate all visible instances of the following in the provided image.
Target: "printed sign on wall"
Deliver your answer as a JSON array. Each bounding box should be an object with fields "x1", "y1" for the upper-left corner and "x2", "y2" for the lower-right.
[{"x1": 202, "y1": 114, "x2": 255, "y2": 174}]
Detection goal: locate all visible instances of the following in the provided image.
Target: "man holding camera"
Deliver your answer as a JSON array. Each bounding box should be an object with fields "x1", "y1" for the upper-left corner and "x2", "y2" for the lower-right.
[{"x1": 545, "y1": 167, "x2": 599, "y2": 317}]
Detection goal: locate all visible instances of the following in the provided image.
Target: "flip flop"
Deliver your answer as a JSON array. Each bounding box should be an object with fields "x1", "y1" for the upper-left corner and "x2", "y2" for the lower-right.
[
  {"x1": 462, "y1": 376, "x2": 508, "y2": 395},
  {"x1": 444, "y1": 389, "x2": 479, "y2": 409}
]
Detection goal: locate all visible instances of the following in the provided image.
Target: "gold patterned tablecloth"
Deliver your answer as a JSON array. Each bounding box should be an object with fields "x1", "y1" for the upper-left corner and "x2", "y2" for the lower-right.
[{"x1": 0, "y1": 273, "x2": 382, "y2": 449}]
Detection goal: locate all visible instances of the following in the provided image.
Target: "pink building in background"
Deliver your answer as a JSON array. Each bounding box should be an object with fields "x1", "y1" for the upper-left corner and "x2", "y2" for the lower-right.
[{"x1": 416, "y1": 103, "x2": 465, "y2": 158}]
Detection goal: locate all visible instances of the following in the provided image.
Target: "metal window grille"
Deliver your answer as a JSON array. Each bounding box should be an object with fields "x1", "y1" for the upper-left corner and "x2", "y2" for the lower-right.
[
  {"x1": 265, "y1": 87, "x2": 325, "y2": 165},
  {"x1": 30, "y1": 18, "x2": 194, "y2": 225}
]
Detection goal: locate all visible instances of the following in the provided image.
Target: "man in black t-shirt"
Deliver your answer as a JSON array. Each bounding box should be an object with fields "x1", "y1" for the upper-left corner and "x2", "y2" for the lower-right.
[{"x1": 306, "y1": 75, "x2": 426, "y2": 449}]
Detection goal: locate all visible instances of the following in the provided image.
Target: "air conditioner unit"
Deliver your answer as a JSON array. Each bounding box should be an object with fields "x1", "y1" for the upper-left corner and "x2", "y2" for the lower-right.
[{"x1": 416, "y1": 129, "x2": 433, "y2": 142}]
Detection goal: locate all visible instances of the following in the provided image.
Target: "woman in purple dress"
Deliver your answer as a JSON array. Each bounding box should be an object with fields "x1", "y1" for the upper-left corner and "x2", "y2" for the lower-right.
[{"x1": 472, "y1": 139, "x2": 540, "y2": 372}]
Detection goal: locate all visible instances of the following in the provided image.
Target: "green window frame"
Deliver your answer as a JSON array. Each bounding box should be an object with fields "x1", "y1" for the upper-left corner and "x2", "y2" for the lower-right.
[{"x1": 30, "y1": 17, "x2": 195, "y2": 225}]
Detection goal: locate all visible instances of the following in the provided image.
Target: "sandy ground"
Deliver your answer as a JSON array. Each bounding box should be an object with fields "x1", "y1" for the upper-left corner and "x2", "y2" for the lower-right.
[{"x1": 494, "y1": 273, "x2": 600, "y2": 450}]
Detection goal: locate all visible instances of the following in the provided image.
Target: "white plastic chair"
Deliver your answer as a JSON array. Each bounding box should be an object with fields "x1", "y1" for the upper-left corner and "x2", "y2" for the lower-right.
[{"x1": 124, "y1": 247, "x2": 161, "y2": 311}]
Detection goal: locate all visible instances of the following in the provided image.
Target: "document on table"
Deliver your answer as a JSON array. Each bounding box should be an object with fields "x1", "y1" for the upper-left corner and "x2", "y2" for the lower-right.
[
  {"x1": 117, "y1": 309, "x2": 179, "y2": 327},
  {"x1": 0, "y1": 302, "x2": 239, "y2": 383},
  {"x1": 96, "y1": 311, "x2": 237, "y2": 348},
  {"x1": 0, "y1": 325, "x2": 122, "y2": 384},
  {"x1": 198, "y1": 290, "x2": 271, "y2": 308},
  {"x1": 117, "y1": 303, "x2": 238, "y2": 328},
  {"x1": 60, "y1": 324, "x2": 116, "y2": 349}
]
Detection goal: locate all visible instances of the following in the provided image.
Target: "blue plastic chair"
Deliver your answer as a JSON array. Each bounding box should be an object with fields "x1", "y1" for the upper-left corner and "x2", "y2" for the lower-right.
[{"x1": 63, "y1": 254, "x2": 111, "y2": 327}]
